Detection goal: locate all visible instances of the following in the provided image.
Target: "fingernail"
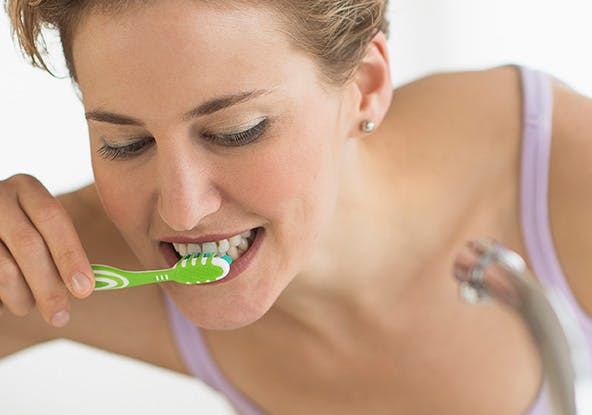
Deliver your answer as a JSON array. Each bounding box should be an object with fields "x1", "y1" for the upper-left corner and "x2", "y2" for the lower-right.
[
  {"x1": 51, "y1": 310, "x2": 70, "y2": 327},
  {"x1": 72, "y1": 272, "x2": 91, "y2": 295}
]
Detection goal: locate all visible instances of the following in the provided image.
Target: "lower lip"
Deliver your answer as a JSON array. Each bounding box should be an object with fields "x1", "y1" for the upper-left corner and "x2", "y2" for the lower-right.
[{"x1": 159, "y1": 227, "x2": 264, "y2": 286}]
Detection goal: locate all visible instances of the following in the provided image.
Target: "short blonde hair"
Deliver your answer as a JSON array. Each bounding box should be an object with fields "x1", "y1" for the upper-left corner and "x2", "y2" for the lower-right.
[{"x1": 5, "y1": 0, "x2": 389, "y2": 86}]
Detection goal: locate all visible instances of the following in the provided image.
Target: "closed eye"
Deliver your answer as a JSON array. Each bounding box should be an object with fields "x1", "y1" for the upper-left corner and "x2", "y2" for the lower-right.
[
  {"x1": 97, "y1": 137, "x2": 154, "y2": 160},
  {"x1": 96, "y1": 117, "x2": 270, "y2": 161},
  {"x1": 202, "y1": 117, "x2": 269, "y2": 147}
]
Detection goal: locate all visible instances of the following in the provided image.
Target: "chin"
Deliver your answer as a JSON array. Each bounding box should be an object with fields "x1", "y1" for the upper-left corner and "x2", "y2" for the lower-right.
[
  {"x1": 194, "y1": 310, "x2": 269, "y2": 330},
  {"x1": 161, "y1": 280, "x2": 281, "y2": 330}
]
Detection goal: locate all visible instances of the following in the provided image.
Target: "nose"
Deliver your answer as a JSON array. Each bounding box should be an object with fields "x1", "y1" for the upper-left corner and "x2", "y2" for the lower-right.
[{"x1": 156, "y1": 148, "x2": 222, "y2": 232}]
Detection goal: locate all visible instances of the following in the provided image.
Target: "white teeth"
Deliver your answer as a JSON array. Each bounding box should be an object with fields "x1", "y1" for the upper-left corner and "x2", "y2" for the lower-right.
[
  {"x1": 218, "y1": 239, "x2": 230, "y2": 254},
  {"x1": 188, "y1": 243, "x2": 201, "y2": 255},
  {"x1": 227, "y1": 246, "x2": 239, "y2": 260},
  {"x1": 229, "y1": 235, "x2": 242, "y2": 247},
  {"x1": 202, "y1": 242, "x2": 217, "y2": 255},
  {"x1": 173, "y1": 243, "x2": 188, "y2": 256},
  {"x1": 238, "y1": 238, "x2": 249, "y2": 251},
  {"x1": 171, "y1": 230, "x2": 255, "y2": 260}
]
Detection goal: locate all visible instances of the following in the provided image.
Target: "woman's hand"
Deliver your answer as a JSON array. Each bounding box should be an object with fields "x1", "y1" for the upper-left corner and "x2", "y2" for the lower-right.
[{"x1": 0, "y1": 174, "x2": 94, "y2": 327}]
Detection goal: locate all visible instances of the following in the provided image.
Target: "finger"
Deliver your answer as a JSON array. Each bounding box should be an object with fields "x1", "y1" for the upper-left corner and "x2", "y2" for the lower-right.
[
  {"x1": 16, "y1": 177, "x2": 94, "y2": 298},
  {"x1": 0, "y1": 206, "x2": 71, "y2": 327},
  {"x1": 0, "y1": 239, "x2": 36, "y2": 316}
]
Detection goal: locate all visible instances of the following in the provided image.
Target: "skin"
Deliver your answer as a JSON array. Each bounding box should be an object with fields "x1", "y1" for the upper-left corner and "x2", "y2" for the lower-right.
[
  {"x1": 3, "y1": 0, "x2": 592, "y2": 413},
  {"x1": 74, "y1": 1, "x2": 391, "y2": 330}
]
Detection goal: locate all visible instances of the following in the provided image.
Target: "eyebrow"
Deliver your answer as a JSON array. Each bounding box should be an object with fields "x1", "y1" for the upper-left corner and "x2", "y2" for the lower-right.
[{"x1": 85, "y1": 89, "x2": 273, "y2": 126}]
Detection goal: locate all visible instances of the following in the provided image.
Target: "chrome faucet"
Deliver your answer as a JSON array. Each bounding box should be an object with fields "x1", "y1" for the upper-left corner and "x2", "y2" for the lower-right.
[{"x1": 453, "y1": 239, "x2": 592, "y2": 415}]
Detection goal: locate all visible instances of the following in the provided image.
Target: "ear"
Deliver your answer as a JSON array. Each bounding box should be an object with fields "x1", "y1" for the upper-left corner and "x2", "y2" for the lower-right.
[{"x1": 347, "y1": 31, "x2": 393, "y2": 138}]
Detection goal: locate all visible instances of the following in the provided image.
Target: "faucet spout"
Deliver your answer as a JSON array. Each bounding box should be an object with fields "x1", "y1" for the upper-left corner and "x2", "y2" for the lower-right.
[{"x1": 453, "y1": 239, "x2": 592, "y2": 415}]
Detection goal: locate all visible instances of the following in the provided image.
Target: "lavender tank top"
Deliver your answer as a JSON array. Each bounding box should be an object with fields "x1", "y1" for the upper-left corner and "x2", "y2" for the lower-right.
[
  {"x1": 519, "y1": 65, "x2": 592, "y2": 414},
  {"x1": 163, "y1": 66, "x2": 592, "y2": 415}
]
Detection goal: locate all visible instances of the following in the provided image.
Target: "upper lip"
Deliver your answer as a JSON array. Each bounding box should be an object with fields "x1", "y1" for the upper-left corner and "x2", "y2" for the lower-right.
[{"x1": 160, "y1": 228, "x2": 256, "y2": 245}]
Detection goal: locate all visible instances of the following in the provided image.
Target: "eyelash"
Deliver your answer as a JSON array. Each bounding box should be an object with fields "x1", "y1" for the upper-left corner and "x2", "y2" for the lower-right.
[{"x1": 97, "y1": 118, "x2": 269, "y2": 161}]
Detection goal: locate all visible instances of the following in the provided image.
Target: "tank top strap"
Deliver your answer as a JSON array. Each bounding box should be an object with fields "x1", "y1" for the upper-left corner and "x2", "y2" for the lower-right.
[
  {"x1": 162, "y1": 292, "x2": 265, "y2": 414},
  {"x1": 518, "y1": 65, "x2": 592, "y2": 344}
]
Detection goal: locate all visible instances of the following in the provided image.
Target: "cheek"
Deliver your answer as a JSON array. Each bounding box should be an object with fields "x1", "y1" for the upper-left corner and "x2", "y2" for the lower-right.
[
  {"x1": 93, "y1": 165, "x2": 150, "y2": 241},
  {"x1": 233, "y1": 122, "x2": 339, "y2": 239}
]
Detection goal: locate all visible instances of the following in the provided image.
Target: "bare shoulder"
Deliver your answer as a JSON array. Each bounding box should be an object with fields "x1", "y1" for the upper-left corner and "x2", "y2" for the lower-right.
[
  {"x1": 0, "y1": 184, "x2": 187, "y2": 374},
  {"x1": 380, "y1": 65, "x2": 523, "y2": 188},
  {"x1": 391, "y1": 65, "x2": 522, "y2": 139},
  {"x1": 376, "y1": 65, "x2": 524, "y2": 214},
  {"x1": 547, "y1": 80, "x2": 592, "y2": 315},
  {"x1": 397, "y1": 67, "x2": 592, "y2": 316}
]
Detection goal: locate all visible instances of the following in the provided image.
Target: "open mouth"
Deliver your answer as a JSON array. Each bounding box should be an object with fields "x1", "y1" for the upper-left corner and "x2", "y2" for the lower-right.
[
  {"x1": 159, "y1": 227, "x2": 264, "y2": 285},
  {"x1": 168, "y1": 227, "x2": 260, "y2": 262}
]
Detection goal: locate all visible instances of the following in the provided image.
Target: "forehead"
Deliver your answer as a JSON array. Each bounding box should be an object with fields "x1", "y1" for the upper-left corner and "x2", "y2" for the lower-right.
[
  {"x1": 71, "y1": 1, "x2": 317, "y2": 118},
  {"x1": 73, "y1": 1, "x2": 285, "y2": 65}
]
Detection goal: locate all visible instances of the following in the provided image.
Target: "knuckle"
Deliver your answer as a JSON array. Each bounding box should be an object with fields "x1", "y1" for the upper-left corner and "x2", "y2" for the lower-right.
[
  {"x1": 34, "y1": 201, "x2": 65, "y2": 226},
  {"x1": 1, "y1": 174, "x2": 38, "y2": 196},
  {"x1": 0, "y1": 180, "x2": 11, "y2": 193},
  {"x1": 42, "y1": 291, "x2": 68, "y2": 313},
  {"x1": 13, "y1": 228, "x2": 45, "y2": 252},
  {"x1": 3, "y1": 173, "x2": 23, "y2": 185},
  {"x1": 0, "y1": 258, "x2": 20, "y2": 287},
  {"x1": 0, "y1": 178, "x2": 17, "y2": 198},
  {"x1": 10, "y1": 173, "x2": 40, "y2": 188},
  {"x1": 56, "y1": 247, "x2": 80, "y2": 272}
]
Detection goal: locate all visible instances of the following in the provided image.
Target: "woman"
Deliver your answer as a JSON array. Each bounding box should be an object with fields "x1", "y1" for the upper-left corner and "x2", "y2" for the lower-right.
[{"x1": 1, "y1": 0, "x2": 591, "y2": 413}]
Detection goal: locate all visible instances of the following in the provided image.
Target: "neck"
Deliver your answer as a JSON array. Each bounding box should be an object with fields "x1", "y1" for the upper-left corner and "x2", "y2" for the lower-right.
[
  {"x1": 271, "y1": 125, "x2": 496, "y2": 330},
  {"x1": 273, "y1": 138, "x2": 431, "y2": 320}
]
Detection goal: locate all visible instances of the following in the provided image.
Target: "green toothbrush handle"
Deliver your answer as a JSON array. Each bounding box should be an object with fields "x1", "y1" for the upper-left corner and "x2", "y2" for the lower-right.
[{"x1": 92, "y1": 264, "x2": 173, "y2": 291}]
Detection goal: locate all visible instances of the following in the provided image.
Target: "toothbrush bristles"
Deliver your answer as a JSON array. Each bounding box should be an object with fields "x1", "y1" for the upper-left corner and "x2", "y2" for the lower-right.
[{"x1": 182, "y1": 252, "x2": 219, "y2": 261}]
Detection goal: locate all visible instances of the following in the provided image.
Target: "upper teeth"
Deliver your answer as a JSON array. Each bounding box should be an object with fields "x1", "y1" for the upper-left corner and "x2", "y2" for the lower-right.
[{"x1": 172, "y1": 230, "x2": 253, "y2": 261}]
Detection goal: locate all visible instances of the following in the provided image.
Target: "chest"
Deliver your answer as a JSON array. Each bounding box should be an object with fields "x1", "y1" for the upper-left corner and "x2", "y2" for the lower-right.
[{"x1": 203, "y1": 291, "x2": 543, "y2": 415}]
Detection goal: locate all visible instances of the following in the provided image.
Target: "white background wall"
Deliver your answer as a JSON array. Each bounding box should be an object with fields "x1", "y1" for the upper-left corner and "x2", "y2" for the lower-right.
[
  {"x1": 1, "y1": 1, "x2": 591, "y2": 413},
  {"x1": 1, "y1": 0, "x2": 591, "y2": 194}
]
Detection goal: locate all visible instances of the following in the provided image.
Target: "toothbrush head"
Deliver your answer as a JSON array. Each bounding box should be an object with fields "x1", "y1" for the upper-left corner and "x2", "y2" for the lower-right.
[{"x1": 172, "y1": 252, "x2": 233, "y2": 284}]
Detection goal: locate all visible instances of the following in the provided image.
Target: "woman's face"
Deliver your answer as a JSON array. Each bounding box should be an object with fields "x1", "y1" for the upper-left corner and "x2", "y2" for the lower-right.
[{"x1": 73, "y1": 0, "x2": 359, "y2": 329}]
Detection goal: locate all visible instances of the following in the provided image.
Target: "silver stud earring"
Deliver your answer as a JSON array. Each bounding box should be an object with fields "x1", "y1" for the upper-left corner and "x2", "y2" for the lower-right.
[{"x1": 361, "y1": 120, "x2": 376, "y2": 133}]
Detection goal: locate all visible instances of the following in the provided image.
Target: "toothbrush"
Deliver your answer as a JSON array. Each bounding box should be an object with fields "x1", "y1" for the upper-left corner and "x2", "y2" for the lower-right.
[{"x1": 92, "y1": 252, "x2": 232, "y2": 291}]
